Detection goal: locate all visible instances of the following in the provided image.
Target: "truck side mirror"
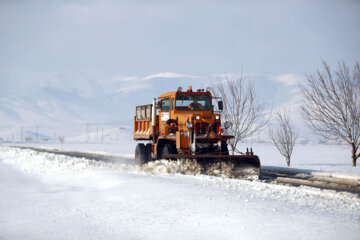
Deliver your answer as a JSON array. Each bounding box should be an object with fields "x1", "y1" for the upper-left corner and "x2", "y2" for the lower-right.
[
  {"x1": 218, "y1": 101, "x2": 223, "y2": 111},
  {"x1": 155, "y1": 101, "x2": 161, "y2": 109}
]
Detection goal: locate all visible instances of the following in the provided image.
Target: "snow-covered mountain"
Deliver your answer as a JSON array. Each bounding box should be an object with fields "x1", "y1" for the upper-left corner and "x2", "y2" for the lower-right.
[{"x1": 0, "y1": 69, "x2": 313, "y2": 142}]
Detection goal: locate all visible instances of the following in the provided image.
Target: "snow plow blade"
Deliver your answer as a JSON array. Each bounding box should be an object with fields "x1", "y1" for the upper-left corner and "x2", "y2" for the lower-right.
[{"x1": 162, "y1": 154, "x2": 261, "y2": 179}]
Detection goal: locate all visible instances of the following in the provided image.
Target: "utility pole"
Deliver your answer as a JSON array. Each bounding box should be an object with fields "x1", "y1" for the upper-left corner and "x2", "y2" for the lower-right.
[
  {"x1": 20, "y1": 126, "x2": 23, "y2": 142},
  {"x1": 101, "y1": 128, "x2": 104, "y2": 143},
  {"x1": 36, "y1": 125, "x2": 39, "y2": 142},
  {"x1": 86, "y1": 123, "x2": 89, "y2": 143}
]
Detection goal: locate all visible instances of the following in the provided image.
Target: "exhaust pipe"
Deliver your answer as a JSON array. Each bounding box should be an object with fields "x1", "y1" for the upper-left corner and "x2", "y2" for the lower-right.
[{"x1": 152, "y1": 98, "x2": 156, "y2": 143}]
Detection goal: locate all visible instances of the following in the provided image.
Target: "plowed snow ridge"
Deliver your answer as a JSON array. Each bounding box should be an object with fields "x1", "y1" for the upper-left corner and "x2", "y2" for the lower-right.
[
  {"x1": 0, "y1": 147, "x2": 140, "y2": 183},
  {"x1": 0, "y1": 146, "x2": 359, "y2": 216}
]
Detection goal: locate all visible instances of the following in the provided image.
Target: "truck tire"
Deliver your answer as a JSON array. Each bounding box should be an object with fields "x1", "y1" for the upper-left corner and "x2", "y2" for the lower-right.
[
  {"x1": 221, "y1": 141, "x2": 229, "y2": 155},
  {"x1": 135, "y1": 143, "x2": 147, "y2": 165},
  {"x1": 161, "y1": 143, "x2": 176, "y2": 159},
  {"x1": 145, "y1": 143, "x2": 152, "y2": 162}
]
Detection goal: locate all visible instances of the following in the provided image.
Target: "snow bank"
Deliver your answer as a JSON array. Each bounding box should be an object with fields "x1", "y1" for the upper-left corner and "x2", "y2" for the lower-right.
[
  {"x1": 262, "y1": 165, "x2": 360, "y2": 181},
  {"x1": 130, "y1": 157, "x2": 360, "y2": 216},
  {"x1": 11, "y1": 142, "x2": 360, "y2": 177},
  {"x1": 193, "y1": 175, "x2": 360, "y2": 216},
  {"x1": 0, "y1": 146, "x2": 359, "y2": 217},
  {"x1": 0, "y1": 146, "x2": 140, "y2": 184},
  {"x1": 143, "y1": 160, "x2": 360, "y2": 216}
]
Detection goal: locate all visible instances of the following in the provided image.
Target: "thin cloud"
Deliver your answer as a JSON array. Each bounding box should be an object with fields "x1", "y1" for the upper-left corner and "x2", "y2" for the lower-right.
[
  {"x1": 118, "y1": 72, "x2": 201, "y2": 82},
  {"x1": 270, "y1": 74, "x2": 305, "y2": 86},
  {"x1": 142, "y1": 72, "x2": 201, "y2": 81}
]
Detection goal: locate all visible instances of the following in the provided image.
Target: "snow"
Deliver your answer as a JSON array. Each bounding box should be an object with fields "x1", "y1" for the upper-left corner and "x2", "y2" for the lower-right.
[
  {"x1": 11, "y1": 141, "x2": 360, "y2": 176},
  {"x1": 255, "y1": 143, "x2": 360, "y2": 176},
  {"x1": 1, "y1": 1, "x2": 359, "y2": 238},
  {"x1": 0, "y1": 146, "x2": 359, "y2": 240}
]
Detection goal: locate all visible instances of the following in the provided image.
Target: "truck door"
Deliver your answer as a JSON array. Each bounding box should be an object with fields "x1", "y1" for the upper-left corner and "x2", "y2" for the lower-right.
[
  {"x1": 160, "y1": 98, "x2": 170, "y2": 123},
  {"x1": 171, "y1": 97, "x2": 174, "y2": 117}
]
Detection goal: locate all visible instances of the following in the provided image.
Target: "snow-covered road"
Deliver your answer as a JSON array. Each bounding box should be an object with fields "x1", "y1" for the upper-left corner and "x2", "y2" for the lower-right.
[{"x1": 0, "y1": 147, "x2": 359, "y2": 240}]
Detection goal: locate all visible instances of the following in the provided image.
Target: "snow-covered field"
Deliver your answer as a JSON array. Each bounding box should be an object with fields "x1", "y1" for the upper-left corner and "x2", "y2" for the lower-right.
[{"x1": 0, "y1": 145, "x2": 359, "y2": 240}]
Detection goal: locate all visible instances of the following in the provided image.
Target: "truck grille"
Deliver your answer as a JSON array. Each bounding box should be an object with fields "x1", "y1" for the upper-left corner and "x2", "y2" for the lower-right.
[{"x1": 195, "y1": 123, "x2": 209, "y2": 135}]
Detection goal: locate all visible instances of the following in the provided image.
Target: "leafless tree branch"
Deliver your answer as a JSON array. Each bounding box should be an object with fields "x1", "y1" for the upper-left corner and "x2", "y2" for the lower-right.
[
  {"x1": 211, "y1": 74, "x2": 269, "y2": 154},
  {"x1": 269, "y1": 110, "x2": 297, "y2": 167},
  {"x1": 300, "y1": 60, "x2": 360, "y2": 166}
]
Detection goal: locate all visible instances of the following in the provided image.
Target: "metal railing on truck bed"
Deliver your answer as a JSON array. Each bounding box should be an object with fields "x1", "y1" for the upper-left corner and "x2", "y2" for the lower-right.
[{"x1": 134, "y1": 104, "x2": 157, "y2": 140}]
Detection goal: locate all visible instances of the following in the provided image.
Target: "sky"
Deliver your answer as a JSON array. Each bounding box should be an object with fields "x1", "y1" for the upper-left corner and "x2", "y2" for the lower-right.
[
  {"x1": 1, "y1": 0, "x2": 359, "y2": 76},
  {"x1": 0, "y1": 0, "x2": 359, "y2": 138}
]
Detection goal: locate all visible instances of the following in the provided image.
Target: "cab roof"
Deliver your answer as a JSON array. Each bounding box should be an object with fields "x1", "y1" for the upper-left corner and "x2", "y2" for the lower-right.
[{"x1": 159, "y1": 86, "x2": 212, "y2": 99}]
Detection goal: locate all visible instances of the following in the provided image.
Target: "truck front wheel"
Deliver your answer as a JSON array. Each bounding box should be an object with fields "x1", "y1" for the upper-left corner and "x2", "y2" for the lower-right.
[
  {"x1": 161, "y1": 143, "x2": 176, "y2": 159},
  {"x1": 135, "y1": 143, "x2": 147, "y2": 165},
  {"x1": 221, "y1": 141, "x2": 229, "y2": 155}
]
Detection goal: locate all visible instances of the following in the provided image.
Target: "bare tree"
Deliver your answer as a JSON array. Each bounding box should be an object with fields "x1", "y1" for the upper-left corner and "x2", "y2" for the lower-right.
[
  {"x1": 301, "y1": 60, "x2": 360, "y2": 166},
  {"x1": 269, "y1": 110, "x2": 297, "y2": 167},
  {"x1": 211, "y1": 74, "x2": 268, "y2": 154}
]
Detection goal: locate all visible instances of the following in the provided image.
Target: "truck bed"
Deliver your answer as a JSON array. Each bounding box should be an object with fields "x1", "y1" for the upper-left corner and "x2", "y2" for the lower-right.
[{"x1": 133, "y1": 104, "x2": 158, "y2": 140}]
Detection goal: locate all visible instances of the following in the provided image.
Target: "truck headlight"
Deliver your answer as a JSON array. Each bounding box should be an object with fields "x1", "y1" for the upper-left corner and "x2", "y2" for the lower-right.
[
  {"x1": 215, "y1": 116, "x2": 220, "y2": 120},
  {"x1": 186, "y1": 122, "x2": 194, "y2": 128},
  {"x1": 224, "y1": 121, "x2": 231, "y2": 129}
]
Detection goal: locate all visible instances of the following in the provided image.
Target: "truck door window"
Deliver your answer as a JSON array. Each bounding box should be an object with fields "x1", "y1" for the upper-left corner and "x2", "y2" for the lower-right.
[
  {"x1": 161, "y1": 98, "x2": 170, "y2": 111},
  {"x1": 171, "y1": 98, "x2": 174, "y2": 110}
]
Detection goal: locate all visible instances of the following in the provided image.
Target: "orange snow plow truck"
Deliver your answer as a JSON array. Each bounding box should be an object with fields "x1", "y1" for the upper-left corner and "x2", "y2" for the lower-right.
[{"x1": 133, "y1": 86, "x2": 261, "y2": 179}]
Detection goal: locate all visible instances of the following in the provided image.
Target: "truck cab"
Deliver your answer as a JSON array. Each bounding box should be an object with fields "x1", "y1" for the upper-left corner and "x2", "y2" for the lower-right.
[
  {"x1": 134, "y1": 86, "x2": 230, "y2": 162},
  {"x1": 133, "y1": 86, "x2": 261, "y2": 179},
  {"x1": 157, "y1": 86, "x2": 228, "y2": 156}
]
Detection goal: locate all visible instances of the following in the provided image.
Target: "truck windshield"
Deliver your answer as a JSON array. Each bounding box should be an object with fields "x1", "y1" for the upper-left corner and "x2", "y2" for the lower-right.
[{"x1": 175, "y1": 94, "x2": 211, "y2": 111}]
